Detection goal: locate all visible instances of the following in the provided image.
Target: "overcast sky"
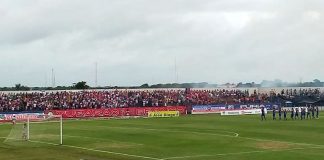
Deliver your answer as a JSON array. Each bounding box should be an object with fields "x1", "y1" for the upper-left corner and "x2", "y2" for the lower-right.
[{"x1": 0, "y1": 0, "x2": 323, "y2": 87}]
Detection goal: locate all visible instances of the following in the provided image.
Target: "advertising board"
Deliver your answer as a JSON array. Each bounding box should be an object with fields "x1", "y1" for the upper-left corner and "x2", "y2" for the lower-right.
[
  {"x1": 48, "y1": 106, "x2": 186, "y2": 118},
  {"x1": 192, "y1": 105, "x2": 226, "y2": 114},
  {"x1": 0, "y1": 113, "x2": 45, "y2": 122},
  {"x1": 148, "y1": 111, "x2": 180, "y2": 118},
  {"x1": 221, "y1": 109, "x2": 262, "y2": 116}
]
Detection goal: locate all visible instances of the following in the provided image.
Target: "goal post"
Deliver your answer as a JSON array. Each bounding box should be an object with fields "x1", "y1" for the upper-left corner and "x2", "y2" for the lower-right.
[
  {"x1": 60, "y1": 115, "x2": 63, "y2": 145},
  {"x1": 26, "y1": 114, "x2": 63, "y2": 145}
]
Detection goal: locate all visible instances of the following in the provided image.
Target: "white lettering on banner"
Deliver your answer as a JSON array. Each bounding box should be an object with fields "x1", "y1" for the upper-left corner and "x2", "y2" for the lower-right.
[
  {"x1": 0, "y1": 113, "x2": 44, "y2": 121},
  {"x1": 221, "y1": 111, "x2": 241, "y2": 116},
  {"x1": 221, "y1": 109, "x2": 262, "y2": 116},
  {"x1": 192, "y1": 106, "x2": 226, "y2": 114}
]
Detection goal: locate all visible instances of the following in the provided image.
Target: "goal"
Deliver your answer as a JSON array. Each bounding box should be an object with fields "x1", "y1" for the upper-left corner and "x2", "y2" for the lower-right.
[
  {"x1": 27, "y1": 114, "x2": 63, "y2": 145},
  {"x1": 4, "y1": 114, "x2": 63, "y2": 145}
]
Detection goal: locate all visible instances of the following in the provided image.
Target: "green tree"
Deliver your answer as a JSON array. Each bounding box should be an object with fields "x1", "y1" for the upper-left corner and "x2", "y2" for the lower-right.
[
  {"x1": 14, "y1": 84, "x2": 30, "y2": 91},
  {"x1": 73, "y1": 81, "x2": 89, "y2": 89},
  {"x1": 15, "y1": 84, "x2": 22, "y2": 90},
  {"x1": 140, "y1": 83, "x2": 150, "y2": 88}
]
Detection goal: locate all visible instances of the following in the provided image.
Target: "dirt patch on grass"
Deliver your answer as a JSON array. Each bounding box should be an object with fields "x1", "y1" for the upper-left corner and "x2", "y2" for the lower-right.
[{"x1": 255, "y1": 141, "x2": 292, "y2": 150}]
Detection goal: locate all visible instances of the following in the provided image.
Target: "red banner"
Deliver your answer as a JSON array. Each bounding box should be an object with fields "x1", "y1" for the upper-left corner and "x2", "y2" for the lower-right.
[{"x1": 48, "y1": 106, "x2": 187, "y2": 118}]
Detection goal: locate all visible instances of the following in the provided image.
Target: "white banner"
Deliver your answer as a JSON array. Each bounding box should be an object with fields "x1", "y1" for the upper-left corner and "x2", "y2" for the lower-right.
[
  {"x1": 221, "y1": 110, "x2": 242, "y2": 116},
  {"x1": 0, "y1": 113, "x2": 45, "y2": 121},
  {"x1": 191, "y1": 105, "x2": 226, "y2": 114},
  {"x1": 221, "y1": 109, "x2": 262, "y2": 116}
]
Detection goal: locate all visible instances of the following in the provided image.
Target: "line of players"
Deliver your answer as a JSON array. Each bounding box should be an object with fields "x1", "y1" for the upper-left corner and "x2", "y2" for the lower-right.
[{"x1": 261, "y1": 106, "x2": 320, "y2": 121}]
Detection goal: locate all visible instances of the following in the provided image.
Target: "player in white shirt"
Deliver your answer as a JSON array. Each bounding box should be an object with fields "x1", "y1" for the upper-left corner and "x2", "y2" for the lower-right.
[
  {"x1": 264, "y1": 108, "x2": 268, "y2": 114},
  {"x1": 12, "y1": 114, "x2": 17, "y2": 125}
]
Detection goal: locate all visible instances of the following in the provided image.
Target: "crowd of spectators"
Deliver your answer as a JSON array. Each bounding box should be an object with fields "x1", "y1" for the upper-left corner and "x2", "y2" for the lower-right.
[
  {"x1": 279, "y1": 88, "x2": 322, "y2": 97},
  {"x1": 0, "y1": 90, "x2": 186, "y2": 112},
  {"x1": 186, "y1": 89, "x2": 267, "y2": 105},
  {"x1": 269, "y1": 88, "x2": 324, "y2": 102},
  {"x1": 0, "y1": 88, "x2": 323, "y2": 112}
]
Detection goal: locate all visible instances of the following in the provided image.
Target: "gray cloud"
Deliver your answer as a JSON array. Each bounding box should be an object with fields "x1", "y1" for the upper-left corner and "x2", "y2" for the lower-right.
[{"x1": 0, "y1": 0, "x2": 323, "y2": 87}]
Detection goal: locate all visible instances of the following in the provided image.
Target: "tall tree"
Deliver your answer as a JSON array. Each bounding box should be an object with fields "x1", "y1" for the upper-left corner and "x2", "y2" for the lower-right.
[{"x1": 73, "y1": 81, "x2": 89, "y2": 89}]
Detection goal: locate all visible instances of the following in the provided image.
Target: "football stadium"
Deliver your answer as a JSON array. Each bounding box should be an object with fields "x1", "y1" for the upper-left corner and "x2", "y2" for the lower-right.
[
  {"x1": 1, "y1": 0, "x2": 324, "y2": 160},
  {"x1": 0, "y1": 88, "x2": 323, "y2": 160}
]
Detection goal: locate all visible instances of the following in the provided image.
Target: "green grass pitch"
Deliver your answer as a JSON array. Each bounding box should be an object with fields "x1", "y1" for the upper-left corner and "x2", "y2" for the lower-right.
[{"x1": 0, "y1": 113, "x2": 323, "y2": 160}]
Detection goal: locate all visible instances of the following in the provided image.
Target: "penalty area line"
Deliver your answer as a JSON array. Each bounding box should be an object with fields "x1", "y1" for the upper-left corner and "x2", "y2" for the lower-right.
[
  {"x1": 30, "y1": 140, "x2": 163, "y2": 160},
  {"x1": 162, "y1": 146, "x2": 324, "y2": 160},
  {"x1": 0, "y1": 137, "x2": 162, "y2": 160}
]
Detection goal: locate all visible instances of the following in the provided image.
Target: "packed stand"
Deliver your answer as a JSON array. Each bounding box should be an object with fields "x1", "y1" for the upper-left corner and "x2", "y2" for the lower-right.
[
  {"x1": 271, "y1": 88, "x2": 324, "y2": 105},
  {"x1": 0, "y1": 88, "x2": 324, "y2": 113},
  {"x1": 0, "y1": 90, "x2": 186, "y2": 112},
  {"x1": 186, "y1": 89, "x2": 270, "y2": 105}
]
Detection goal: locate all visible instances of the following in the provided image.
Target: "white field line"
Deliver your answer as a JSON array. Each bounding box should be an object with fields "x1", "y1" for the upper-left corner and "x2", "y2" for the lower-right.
[
  {"x1": 1, "y1": 137, "x2": 323, "y2": 160},
  {"x1": 1, "y1": 135, "x2": 324, "y2": 160},
  {"x1": 33, "y1": 140, "x2": 163, "y2": 160},
  {"x1": 89, "y1": 125, "x2": 324, "y2": 149},
  {"x1": 2, "y1": 119, "x2": 324, "y2": 148},
  {"x1": 0, "y1": 137, "x2": 162, "y2": 160},
  {"x1": 64, "y1": 135, "x2": 144, "y2": 146},
  {"x1": 2, "y1": 118, "x2": 324, "y2": 148},
  {"x1": 0, "y1": 113, "x2": 322, "y2": 124},
  {"x1": 162, "y1": 146, "x2": 324, "y2": 160},
  {"x1": 86, "y1": 125, "x2": 240, "y2": 138},
  {"x1": 4, "y1": 119, "x2": 324, "y2": 148},
  {"x1": 0, "y1": 116, "x2": 146, "y2": 126},
  {"x1": 91, "y1": 126, "x2": 324, "y2": 148},
  {"x1": 0, "y1": 114, "x2": 322, "y2": 126},
  {"x1": 24, "y1": 134, "x2": 145, "y2": 146}
]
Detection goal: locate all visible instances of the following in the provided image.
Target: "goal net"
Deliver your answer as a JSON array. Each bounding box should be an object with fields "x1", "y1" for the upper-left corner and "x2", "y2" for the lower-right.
[{"x1": 4, "y1": 114, "x2": 63, "y2": 145}]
